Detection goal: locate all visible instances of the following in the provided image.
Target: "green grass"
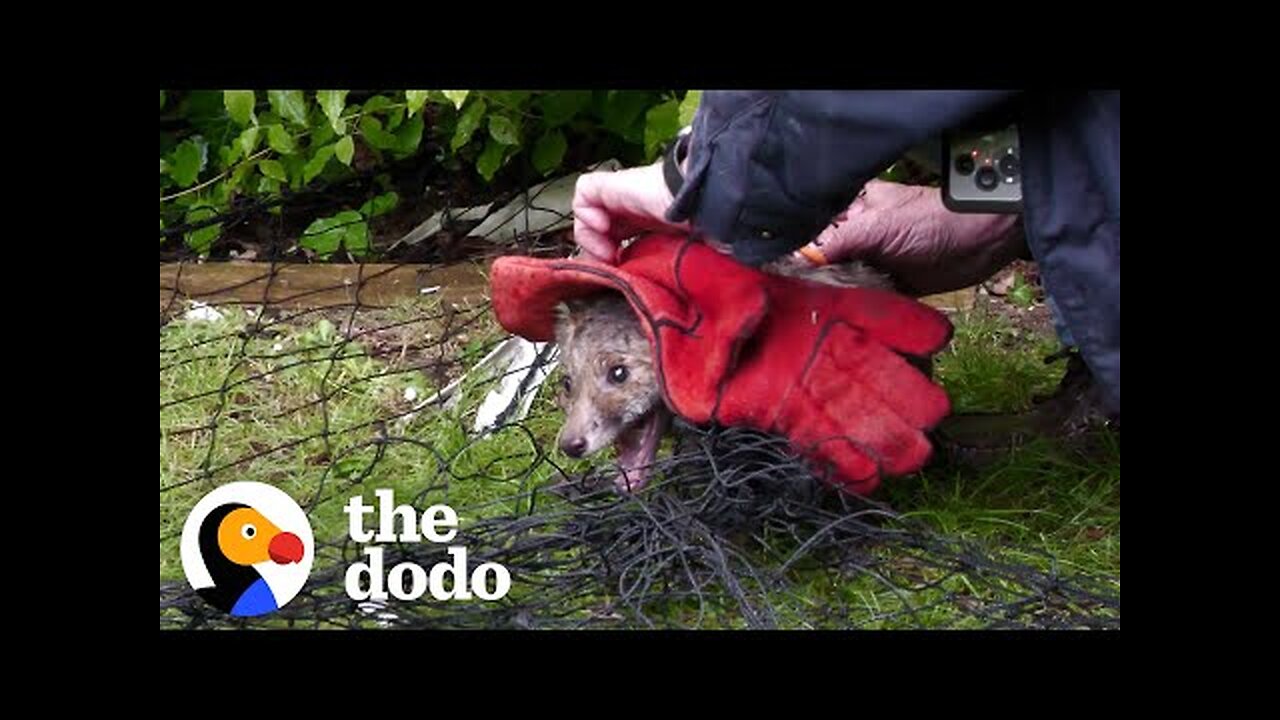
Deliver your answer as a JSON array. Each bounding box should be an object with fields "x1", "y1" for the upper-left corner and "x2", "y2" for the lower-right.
[
  {"x1": 160, "y1": 296, "x2": 1119, "y2": 629},
  {"x1": 159, "y1": 297, "x2": 588, "y2": 580},
  {"x1": 935, "y1": 308, "x2": 1065, "y2": 413}
]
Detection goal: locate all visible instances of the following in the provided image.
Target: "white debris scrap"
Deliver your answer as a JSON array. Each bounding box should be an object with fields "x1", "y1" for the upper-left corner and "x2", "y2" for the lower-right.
[
  {"x1": 471, "y1": 336, "x2": 558, "y2": 435},
  {"x1": 357, "y1": 599, "x2": 400, "y2": 627},
  {"x1": 391, "y1": 159, "x2": 623, "y2": 251},
  {"x1": 470, "y1": 159, "x2": 621, "y2": 244},
  {"x1": 403, "y1": 335, "x2": 557, "y2": 434},
  {"x1": 392, "y1": 203, "x2": 492, "y2": 249},
  {"x1": 184, "y1": 301, "x2": 224, "y2": 323}
]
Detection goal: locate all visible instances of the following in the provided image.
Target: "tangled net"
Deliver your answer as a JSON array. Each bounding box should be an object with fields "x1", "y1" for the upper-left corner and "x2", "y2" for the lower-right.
[
  {"x1": 160, "y1": 167, "x2": 1119, "y2": 631},
  {"x1": 161, "y1": 398, "x2": 1119, "y2": 629}
]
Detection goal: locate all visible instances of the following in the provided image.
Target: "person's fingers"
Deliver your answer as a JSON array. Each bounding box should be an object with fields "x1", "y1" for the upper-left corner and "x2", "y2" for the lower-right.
[
  {"x1": 573, "y1": 173, "x2": 623, "y2": 263},
  {"x1": 572, "y1": 200, "x2": 611, "y2": 233},
  {"x1": 862, "y1": 178, "x2": 917, "y2": 208},
  {"x1": 812, "y1": 210, "x2": 889, "y2": 263},
  {"x1": 573, "y1": 170, "x2": 606, "y2": 202},
  {"x1": 571, "y1": 162, "x2": 690, "y2": 263},
  {"x1": 572, "y1": 219, "x2": 618, "y2": 263}
]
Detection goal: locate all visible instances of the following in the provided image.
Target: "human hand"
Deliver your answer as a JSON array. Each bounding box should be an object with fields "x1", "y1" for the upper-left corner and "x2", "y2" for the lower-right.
[
  {"x1": 804, "y1": 180, "x2": 1028, "y2": 296},
  {"x1": 572, "y1": 161, "x2": 690, "y2": 264}
]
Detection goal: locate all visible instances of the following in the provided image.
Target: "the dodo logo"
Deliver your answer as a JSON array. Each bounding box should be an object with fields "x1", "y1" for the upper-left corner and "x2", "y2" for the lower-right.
[{"x1": 180, "y1": 482, "x2": 314, "y2": 617}]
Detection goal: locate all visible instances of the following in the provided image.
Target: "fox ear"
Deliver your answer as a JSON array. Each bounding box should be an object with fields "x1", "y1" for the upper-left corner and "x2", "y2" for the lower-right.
[
  {"x1": 555, "y1": 297, "x2": 602, "y2": 346},
  {"x1": 564, "y1": 297, "x2": 592, "y2": 314},
  {"x1": 554, "y1": 301, "x2": 579, "y2": 347}
]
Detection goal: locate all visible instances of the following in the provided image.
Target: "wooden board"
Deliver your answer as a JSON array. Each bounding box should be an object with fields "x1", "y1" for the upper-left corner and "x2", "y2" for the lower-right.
[
  {"x1": 162, "y1": 260, "x2": 977, "y2": 315},
  {"x1": 160, "y1": 261, "x2": 492, "y2": 313}
]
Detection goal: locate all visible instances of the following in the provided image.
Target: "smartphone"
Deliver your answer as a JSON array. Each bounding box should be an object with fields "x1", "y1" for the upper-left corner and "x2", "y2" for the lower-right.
[{"x1": 942, "y1": 124, "x2": 1022, "y2": 213}]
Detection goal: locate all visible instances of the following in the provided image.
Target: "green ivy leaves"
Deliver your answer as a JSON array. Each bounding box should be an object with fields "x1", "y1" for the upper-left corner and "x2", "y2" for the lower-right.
[
  {"x1": 302, "y1": 210, "x2": 367, "y2": 258},
  {"x1": 678, "y1": 90, "x2": 701, "y2": 126},
  {"x1": 532, "y1": 130, "x2": 568, "y2": 176},
  {"x1": 335, "y1": 136, "x2": 355, "y2": 166},
  {"x1": 162, "y1": 90, "x2": 700, "y2": 256},
  {"x1": 452, "y1": 98, "x2": 487, "y2": 152},
  {"x1": 489, "y1": 114, "x2": 520, "y2": 146},
  {"x1": 268, "y1": 90, "x2": 308, "y2": 128},
  {"x1": 166, "y1": 137, "x2": 208, "y2": 188},
  {"x1": 644, "y1": 100, "x2": 680, "y2": 158},
  {"x1": 224, "y1": 91, "x2": 256, "y2": 127},
  {"x1": 317, "y1": 90, "x2": 349, "y2": 134},
  {"x1": 442, "y1": 90, "x2": 469, "y2": 109},
  {"x1": 406, "y1": 91, "x2": 432, "y2": 116},
  {"x1": 476, "y1": 139, "x2": 506, "y2": 182},
  {"x1": 258, "y1": 159, "x2": 287, "y2": 182},
  {"x1": 300, "y1": 192, "x2": 399, "y2": 259}
]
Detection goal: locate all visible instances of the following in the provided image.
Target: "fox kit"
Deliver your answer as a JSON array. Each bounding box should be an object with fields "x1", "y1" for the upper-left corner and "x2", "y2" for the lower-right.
[{"x1": 553, "y1": 253, "x2": 894, "y2": 494}]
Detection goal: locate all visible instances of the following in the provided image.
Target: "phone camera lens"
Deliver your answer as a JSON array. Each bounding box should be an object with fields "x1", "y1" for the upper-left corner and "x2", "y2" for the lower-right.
[
  {"x1": 975, "y1": 166, "x2": 999, "y2": 191},
  {"x1": 998, "y1": 152, "x2": 1019, "y2": 178}
]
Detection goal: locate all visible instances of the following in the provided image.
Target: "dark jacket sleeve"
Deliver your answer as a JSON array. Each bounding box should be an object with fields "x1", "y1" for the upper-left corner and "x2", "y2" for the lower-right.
[
  {"x1": 1017, "y1": 90, "x2": 1120, "y2": 415},
  {"x1": 666, "y1": 90, "x2": 1019, "y2": 265},
  {"x1": 665, "y1": 89, "x2": 1121, "y2": 416}
]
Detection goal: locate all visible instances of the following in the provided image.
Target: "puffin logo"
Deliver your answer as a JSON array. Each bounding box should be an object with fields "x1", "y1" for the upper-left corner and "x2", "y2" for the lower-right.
[{"x1": 180, "y1": 482, "x2": 314, "y2": 617}]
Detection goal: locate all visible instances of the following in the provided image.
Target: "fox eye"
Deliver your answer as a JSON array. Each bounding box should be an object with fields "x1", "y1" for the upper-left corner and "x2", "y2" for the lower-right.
[{"x1": 608, "y1": 365, "x2": 628, "y2": 384}]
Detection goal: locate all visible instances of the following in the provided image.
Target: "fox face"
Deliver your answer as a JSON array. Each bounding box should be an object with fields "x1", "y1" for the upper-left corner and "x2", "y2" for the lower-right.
[{"x1": 553, "y1": 293, "x2": 663, "y2": 460}]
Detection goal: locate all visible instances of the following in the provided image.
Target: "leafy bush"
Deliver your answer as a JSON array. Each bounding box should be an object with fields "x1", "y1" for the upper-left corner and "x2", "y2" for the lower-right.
[{"x1": 160, "y1": 90, "x2": 701, "y2": 258}]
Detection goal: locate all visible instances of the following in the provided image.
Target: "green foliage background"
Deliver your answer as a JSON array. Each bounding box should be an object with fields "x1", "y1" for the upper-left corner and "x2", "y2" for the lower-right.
[{"x1": 160, "y1": 90, "x2": 702, "y2": 258}]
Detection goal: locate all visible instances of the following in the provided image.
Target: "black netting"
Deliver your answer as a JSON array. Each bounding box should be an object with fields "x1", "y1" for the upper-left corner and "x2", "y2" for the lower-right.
[{"x1": 160, "y1": 158, "x2": 1119, "y2": 631}]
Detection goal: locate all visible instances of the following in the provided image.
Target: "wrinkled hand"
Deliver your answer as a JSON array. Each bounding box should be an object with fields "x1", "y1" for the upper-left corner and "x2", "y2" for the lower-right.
[
  {"x1": 572, "y1": 162, "x2": 690, "y2": 264},
  {"x1": 807, "y1": 180, "x2": 1028, "y2": 296}
]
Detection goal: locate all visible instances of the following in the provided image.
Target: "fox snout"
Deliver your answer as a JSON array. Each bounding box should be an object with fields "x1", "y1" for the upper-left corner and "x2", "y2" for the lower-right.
[
  {"x1": 559, "y1": 434, "x2": 588, "y2": 458},
  {"x1": 556, "y1": 408, "x2": 615, "y2": 460}
]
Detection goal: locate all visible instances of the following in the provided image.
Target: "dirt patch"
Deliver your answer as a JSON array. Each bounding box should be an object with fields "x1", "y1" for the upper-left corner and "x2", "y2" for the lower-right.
[{"x1": 972, "y1": 260, "x2": 1057, "y2": 340}]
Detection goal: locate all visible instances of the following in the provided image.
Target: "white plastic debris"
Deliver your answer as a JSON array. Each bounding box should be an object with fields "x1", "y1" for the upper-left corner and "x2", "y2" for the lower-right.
[
  {"x1": 392, "y1": 159, "x2": 623, "y2": 251},
  {"x1": 392, "y1": 203, "x2": 493, "y2": 249},
  {"x1": 357, "y1": 598, "x2": 400, "y2": 627},
  {"x1": 184, "y1": 301, "x2": 224, "y2": 323},
  {"x1": 470, "y1": 159, "x2": 621, "y2": 244},
  {"x1": 404, "y1": 336, "x2": 556, "y2": 434},
  {"x1": 471, "y1": 337, "x2": 558, "y2": 435}
]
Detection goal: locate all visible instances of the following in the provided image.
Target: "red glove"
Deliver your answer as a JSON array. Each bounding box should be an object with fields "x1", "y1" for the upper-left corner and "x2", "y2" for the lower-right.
[{"x1": 489, "y1": 234, "x2": 953, "y2": 495}]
